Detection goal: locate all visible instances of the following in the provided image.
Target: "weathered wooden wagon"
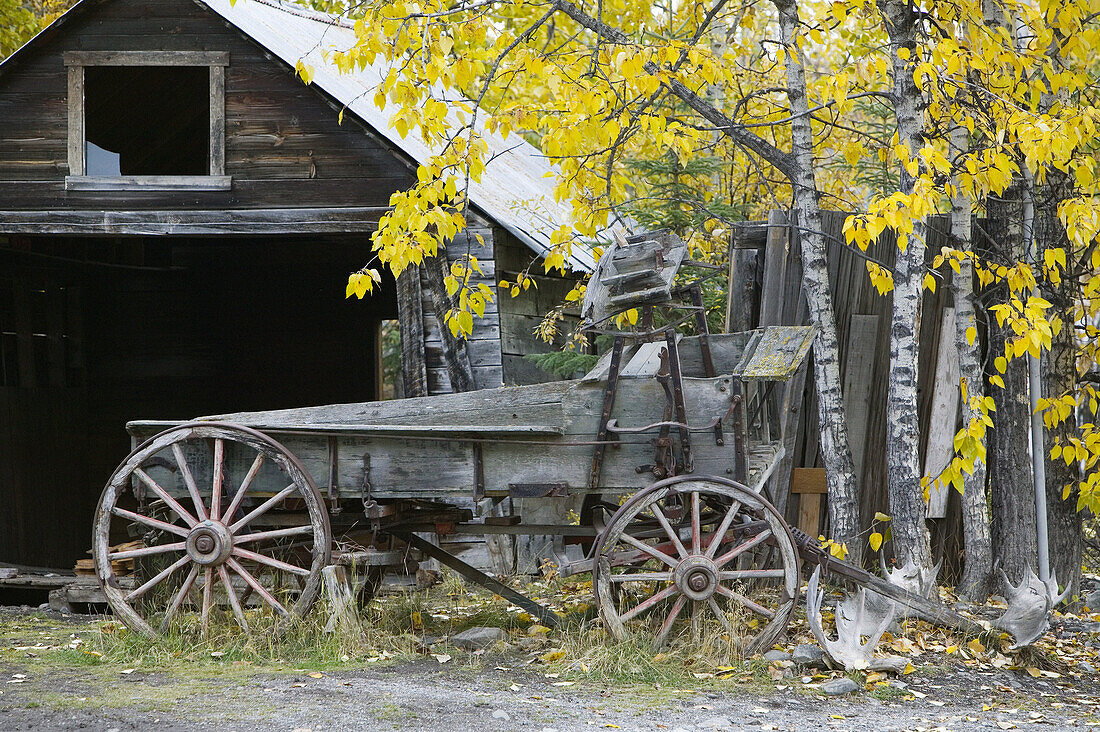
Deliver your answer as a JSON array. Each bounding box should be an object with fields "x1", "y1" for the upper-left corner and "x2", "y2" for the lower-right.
[{"x1": 94, "y1": 232, "x2": 826, "y2": 651}]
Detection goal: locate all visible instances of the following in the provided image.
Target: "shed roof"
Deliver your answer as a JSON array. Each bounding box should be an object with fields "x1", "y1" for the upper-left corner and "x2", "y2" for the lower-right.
[{"x1": 0, "y1": 0, "x2": 599, "y2": 271}]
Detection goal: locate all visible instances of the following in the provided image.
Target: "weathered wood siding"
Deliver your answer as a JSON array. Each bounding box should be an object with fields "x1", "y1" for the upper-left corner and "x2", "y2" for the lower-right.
[
  {"x1": 495, "y1": 230, "x2": 585, "y2": 386},
  {"x1": 0, "y1": 0, "x2": 416, "y2": 212}
]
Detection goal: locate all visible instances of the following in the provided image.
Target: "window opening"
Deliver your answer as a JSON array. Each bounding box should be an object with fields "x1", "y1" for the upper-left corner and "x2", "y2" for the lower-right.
[{"x1": 84, "y1": 66, "x2": 210, "y2": 176}]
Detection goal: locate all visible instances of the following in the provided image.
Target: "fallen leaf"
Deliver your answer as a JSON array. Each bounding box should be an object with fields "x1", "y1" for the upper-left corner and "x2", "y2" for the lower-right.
[
  {"x1": 308, "y1": 672, "x2": 324, "y2": 678},
  {"x1": 996, "y1": 722, "x2": 1017, "y2": 730},
  {"x1": 119, "y1": 669, "x2": 135, "y2": 675},
  {"x1": 432, "y1": 654, "x2": 452, "y2": 664}
]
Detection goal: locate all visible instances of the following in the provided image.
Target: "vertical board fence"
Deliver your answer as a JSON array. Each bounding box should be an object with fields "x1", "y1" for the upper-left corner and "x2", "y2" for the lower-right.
[{"x1": 730, "y1": 210, "x2": 967, "y2": 573}]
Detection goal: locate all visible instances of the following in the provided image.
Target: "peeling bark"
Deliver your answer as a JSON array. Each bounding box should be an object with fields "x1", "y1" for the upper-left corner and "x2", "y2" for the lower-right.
[
  {"x1": 878, "y1": 0, "x2": 933, "y2": 578},
  {"x1": 774, "y1": 0, "x2": 861, "y2": 561},
  {"x1": 950, "y1": 120, "x2": 993, "y2": 601},
  {"x1": 986, "y1": 184, "x2": 1038, "y2": 585}
]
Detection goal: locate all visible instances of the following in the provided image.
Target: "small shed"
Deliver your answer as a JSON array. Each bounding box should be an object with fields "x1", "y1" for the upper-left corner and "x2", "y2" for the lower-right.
[{"x1": 0, "y1": 0, "x2": 589, "y2": 569}]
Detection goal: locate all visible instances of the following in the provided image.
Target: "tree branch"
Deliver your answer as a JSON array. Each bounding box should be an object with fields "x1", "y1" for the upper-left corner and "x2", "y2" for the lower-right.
[{"x1": 552, "y1": 0, "x2": 797, "y2": 178}]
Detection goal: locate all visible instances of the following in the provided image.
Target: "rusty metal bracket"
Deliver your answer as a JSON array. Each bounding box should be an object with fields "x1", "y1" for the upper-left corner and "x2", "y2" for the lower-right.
[
  {"x1": 606, "y1": 417, "x2": 721, "y2": 434},
  {"x1": 665, "y1": 330, "x2": 693, "y2": 473},
  {"x1": 589, "y1": 335, "x2": 626, "y2": 489},
  {"x1": 687, "y1": 283, "x2": 716, "y2": 378},
  {"x1": 327, "y1": 437, "x2": 341, "y2": 513},
  {"x1": 390, "y1": 530, "x2": 560, "y2": 628},
  {"x1": 473, "y1": 442, "x2": 485, "y2": 501}
]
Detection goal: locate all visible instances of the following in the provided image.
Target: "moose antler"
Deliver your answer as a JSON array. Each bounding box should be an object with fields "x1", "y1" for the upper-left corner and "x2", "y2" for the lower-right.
[
  {"x1": 807, "y1": 565, "x2": 903, "y2": 671},
  {"x1": 992, "y1": 567, "x2": 1052, "y2": 649},
  {"x1": 880, "y1": 555, "x2": 941, "y2": 598},
  {"x1": 1045, "y1": 569, "x2": 1072, "y2": 608}
]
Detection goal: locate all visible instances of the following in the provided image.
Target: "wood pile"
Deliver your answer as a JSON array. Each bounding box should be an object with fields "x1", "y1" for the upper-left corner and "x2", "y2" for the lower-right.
[{"x1": 74, "y1": 541, "x2": 142, "y2": 576}]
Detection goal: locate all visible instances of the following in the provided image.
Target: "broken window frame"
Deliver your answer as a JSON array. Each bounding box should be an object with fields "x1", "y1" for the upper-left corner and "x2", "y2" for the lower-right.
[{"x1": 64, "y1": 51, "x2": 230, "y2": 191}]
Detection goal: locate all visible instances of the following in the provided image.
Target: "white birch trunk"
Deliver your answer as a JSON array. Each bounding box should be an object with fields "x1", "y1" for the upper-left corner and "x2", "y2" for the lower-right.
[
  {"x1": 775, "y1": 0, "x2": 861, "y2": 560},
  {"x1": 880, "y1": 0, "x2": 933, "y2": 579},
  {"x1": 950, "y1": 117, "x2": 993, "y2": 601}
]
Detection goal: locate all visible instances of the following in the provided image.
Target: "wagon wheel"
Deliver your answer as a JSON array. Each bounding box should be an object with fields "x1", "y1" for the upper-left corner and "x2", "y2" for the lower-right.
[
  {"x1": 593, "y1": 475, "x2": 799, "y2": 654},
  {"x1": 93, "y1": 422, "x2": 331, "y2": 638}
]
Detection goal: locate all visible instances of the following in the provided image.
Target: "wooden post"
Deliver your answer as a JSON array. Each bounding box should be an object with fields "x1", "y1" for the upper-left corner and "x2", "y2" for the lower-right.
[
  {"x1": 924, "y1": 307, "x2": 959, "y2": 518},
  {"x1": 842, "y1": 314, "x2": 879, "y2": 505},
  {"x1": 422, "y1": 254, "x2": 476, "y2": 393},
  {"x1": 395, "y1": 267, "x2": 428, "y2": 398}
]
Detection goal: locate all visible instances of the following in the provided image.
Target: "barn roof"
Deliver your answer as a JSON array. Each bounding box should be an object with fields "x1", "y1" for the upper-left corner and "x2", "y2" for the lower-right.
[{"x1": 0, "y1": 0, "x2": 599, "y2": 272}]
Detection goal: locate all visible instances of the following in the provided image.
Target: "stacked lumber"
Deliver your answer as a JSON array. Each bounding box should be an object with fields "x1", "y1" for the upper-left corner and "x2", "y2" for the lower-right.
[{"x1": 74, "y1": 541, "x2": 142, "y2": 576}]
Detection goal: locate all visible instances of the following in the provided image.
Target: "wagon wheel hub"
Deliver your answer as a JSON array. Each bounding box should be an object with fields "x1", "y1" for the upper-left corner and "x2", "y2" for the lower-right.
[
  {"x1": 674, "y1": 556, "x2": 719, "y2": 602},
  {"x1": 186, "y1": 520, "x2": 234, "y2": 567}
]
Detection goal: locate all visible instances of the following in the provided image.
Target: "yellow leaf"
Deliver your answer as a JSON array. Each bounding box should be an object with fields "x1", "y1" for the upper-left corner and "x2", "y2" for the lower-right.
[
  {"x1": 966, "y1": 326, "x2": 977, "y2": 346},
  {"x1": 874, "y1": 511, "x2": 891, "y2": 522},
  {"x1": 968, "y1": 638, "x2": 986, "y2": 654},
  {"x1": 1025, "y1": 666, "x2": 1041, "y2": 677},
  {"x1": 308, "y1": 672, "x2": 324, "y2": 678},
  {"x1": 869, "y1": 532, "x2": 883, "y2": 551}
]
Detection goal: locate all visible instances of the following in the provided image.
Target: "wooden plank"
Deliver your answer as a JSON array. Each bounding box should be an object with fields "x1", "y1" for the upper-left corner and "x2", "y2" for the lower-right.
[
  {"x1": 396, "y1": 266, "x2": 428, "y2": 398},
  {"x1": 64, "y1": 175, "x2": 233, "y2": 191},
  {"x1": 758, "y1": 210, "x2": 790, "y2": 329},
  {"x1": 725, "y1": 248, "x2": 759, "y2": 333},
  {"x1": 738, "y1": 326, "x2": 815, "y2": 381},
  {"x1": 63, "y1": 51, "x2": 231, "y2": 66},
  {"x1": 12, "y1": 282, "x2": 35, "y2": 389},
  {"x1": 0, "y1": 207, "x2": 387, "y2": 234},
  {"x1": 924, "y1": 306, "x2": 960, "y2": 518},
  {"x1": 792, "y1": 468, "x2": 827, "y2": 535},
  {"x1": 841, "y1": 314, "x2": 878, "y2": 497},
  {"x1": 66, "y1": 65, "x2": 84, "y2": 176},
  {"x1": 791, "y1": 467, "x2": 828, "y2": 493},
  {"x1": 209, "y1": 64, "x2": 225, "y2": 176}
]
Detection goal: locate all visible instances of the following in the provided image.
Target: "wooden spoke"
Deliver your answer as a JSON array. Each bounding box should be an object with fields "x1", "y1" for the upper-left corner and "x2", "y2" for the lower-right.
[
  {"x1": 704, "y1": 500, "x2": 741, "y2": 559},
  {"x1": 620, "y1": 584, "x2": 679, "y2": 622},
  {"x1": 707, "y1": 597, "x2": 733, "y2": 634},
  {"x1": 716, "y1": 585, "x2": 776, "y2": 619},
  {"x1": 125, "y1": 555, "x2": 191, "y2": 602},
  {"x1": 618, "y1": 532, "x2": 679, "y2": 568},
  {"x1": 229, "y1": 484, "x2": 296, "y2": 532},
  {"x1": 223, "y1": 453, "x2": 265, "y2": 524},
  {"x1": 690, "y1": 491, "x2": 701, "y2": 554},
  {"x1": 134, "y1": 468, "x2": 198, "y2": 528},
  {"x1": 232, "y1": 526, "x2": 314, "y2": 545},
  {"x1": 227, "y1": 558, "x2": 289, "y2": 617},
  {"x1": 609, "y1": 571, "x2": 672, "y2": 583},
  {"x1": 691, "y1": 597, "x2": 702, "y2": 639},
  {"x1": 171, "y1": 443, "x2": 208, "y2": 522},
  {"x1": 109, "y1": 541, "x2": 186, "y2": 561},
  {"x1": 232, "y1": 546, "x2": 311, "y2": 577},
  {"x1": 218, "y1": 565, "x2": 249, "y2": 632},
  {"x1": 653, "y1": 595, "x2": 687, "y2": 648},
  {"x1": 201, "y1": 567, "x2": 214, "y2": 637},
  {"x1": 210, "y1": 438, "x2": 225, "y2": 521},
  {"x1": 718, "y1": 569, "x2": 786, "y2": 581},
  {"x1": 649, "y1": 502, "x2": 688, "y2": 559},
  {"x1": 111, "y1": 507, "x2": 189, "y2": 538},
  {"x1": 159, "y1": 564, "x2": 199, "y2": 633},
  {"x1": 714, "y1": 529, "x2": 772, "y2": 568}
]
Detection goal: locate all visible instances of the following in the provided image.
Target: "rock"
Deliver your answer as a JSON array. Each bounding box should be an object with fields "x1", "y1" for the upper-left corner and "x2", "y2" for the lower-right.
[
  {"x1": 762, "y1": 650, "x2": 792, "y2": 663},
  {"x1": 1085, "y1": 589, "x2": 1100, "y2": 610},
  {"x1": 1080, "y1": 661, "x2": 1096, "y2": 674},
  {"x1": 450, "y1": 626, "x2": 508, "y2": 650},
  {"x1": 821, "y1": 678, "x2": 860, "y2": 696},
  {"x1": 697, "y1": 716, "x2": 733, "y2": 729},
  {"x1": 492, "y1": 709, "x2": 510, "y2": 721},
  {"x1": 791, "y1": 644, "x2": 825, "y2": 666}
]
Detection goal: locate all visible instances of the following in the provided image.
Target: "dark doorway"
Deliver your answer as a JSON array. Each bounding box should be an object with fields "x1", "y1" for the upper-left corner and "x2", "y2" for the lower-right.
[{"x1": 0, "y1": 234, "x2": 396, "y2": 569}]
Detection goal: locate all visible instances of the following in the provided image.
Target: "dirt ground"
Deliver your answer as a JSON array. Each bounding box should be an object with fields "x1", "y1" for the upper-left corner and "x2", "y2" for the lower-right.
[{"x1": 2, "y1": 607, "x2": 1099, "y2": 731}]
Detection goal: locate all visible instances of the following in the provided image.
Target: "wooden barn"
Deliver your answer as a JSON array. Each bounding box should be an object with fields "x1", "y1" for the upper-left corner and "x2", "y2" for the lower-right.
[{"x1": 0, "y1": 0, "x2": 591, "y2": 571}]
